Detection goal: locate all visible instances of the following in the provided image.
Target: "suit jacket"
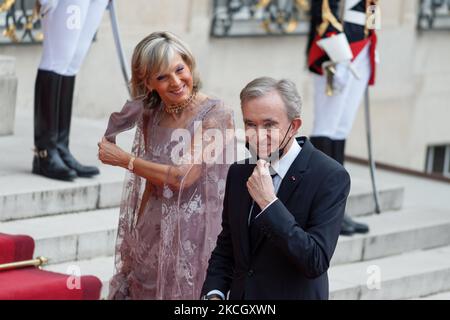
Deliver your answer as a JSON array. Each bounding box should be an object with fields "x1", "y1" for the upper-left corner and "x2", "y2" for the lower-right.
[{"x1": 201, "y1": 137, "x2": 350, "y2": 300}]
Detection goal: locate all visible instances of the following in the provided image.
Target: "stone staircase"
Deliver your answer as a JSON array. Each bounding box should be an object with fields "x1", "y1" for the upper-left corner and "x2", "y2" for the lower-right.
[{"x1": 1, "y1": 112, "x2": 450, "y2": 300}]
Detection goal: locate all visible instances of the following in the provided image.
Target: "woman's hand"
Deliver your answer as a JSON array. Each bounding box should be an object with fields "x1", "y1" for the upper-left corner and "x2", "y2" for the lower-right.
[{"x1": 98, "y1": 137, "x2": 130, "y2": 168}]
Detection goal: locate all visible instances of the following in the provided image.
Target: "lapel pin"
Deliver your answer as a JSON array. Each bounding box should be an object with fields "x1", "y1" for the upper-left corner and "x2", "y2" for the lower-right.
[{"x1": 291, "y1": 176, "x2": 296, "y2": 181}]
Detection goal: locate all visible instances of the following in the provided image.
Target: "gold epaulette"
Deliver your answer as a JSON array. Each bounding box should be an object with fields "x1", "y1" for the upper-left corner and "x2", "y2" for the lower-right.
[
  {"x1": 0, "y1": 0, "x2": 15, "y2": 13},
  {"x1": 317, "y1": 0, "x2": 343, "y2": 37}
]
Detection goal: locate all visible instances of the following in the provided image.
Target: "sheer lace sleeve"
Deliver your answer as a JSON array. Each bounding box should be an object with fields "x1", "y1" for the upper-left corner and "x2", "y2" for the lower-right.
[{"x1": 103, "y1": 99, "x2": 144, "y2": 143}]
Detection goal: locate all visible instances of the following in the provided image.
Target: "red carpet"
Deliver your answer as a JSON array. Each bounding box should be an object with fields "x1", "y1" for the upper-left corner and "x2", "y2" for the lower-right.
[
  {"x1": 0, "y1": 233, "x2": 102, "y2": 300},
  {"x1": 0, "y1": 233, "x2": 34, "y2": 264}
]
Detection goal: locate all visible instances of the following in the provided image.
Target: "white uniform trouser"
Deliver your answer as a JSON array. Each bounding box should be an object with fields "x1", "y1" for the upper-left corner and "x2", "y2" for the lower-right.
[
  {"x1": 38, "y1": 0, "x2": 109, "y2": 76},
  {"x1": 311, "y1": 43, "x2": 371, "y2": 140}
]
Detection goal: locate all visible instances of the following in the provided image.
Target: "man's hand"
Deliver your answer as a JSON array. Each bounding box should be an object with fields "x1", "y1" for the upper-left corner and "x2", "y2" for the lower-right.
[
  {"x1": 247, "y1": 159, "x2": 277, "y2": 210},
  {"x1": 98, "y1": 137, "x2": 130, "y2": 168}
]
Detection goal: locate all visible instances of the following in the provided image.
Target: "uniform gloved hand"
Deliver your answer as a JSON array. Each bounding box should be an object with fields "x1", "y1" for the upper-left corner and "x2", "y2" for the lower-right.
[{"x1": 333, "y1": 62, "x2": 352, "y2": 93}]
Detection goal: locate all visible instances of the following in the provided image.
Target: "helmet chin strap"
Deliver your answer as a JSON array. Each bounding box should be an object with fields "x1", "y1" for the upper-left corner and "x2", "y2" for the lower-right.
[{"x1": 245, "y1": 123, "x2": 293, "y2": 163}]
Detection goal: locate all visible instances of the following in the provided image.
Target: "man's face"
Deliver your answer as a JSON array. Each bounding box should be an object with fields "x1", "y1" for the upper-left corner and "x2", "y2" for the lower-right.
[{"x1": 242, "y1": 90, "x2": 297, "y2": 159}]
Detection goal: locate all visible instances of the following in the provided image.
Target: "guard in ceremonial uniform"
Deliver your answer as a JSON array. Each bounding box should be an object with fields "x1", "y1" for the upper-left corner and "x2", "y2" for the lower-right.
[
  {"x1": 307, "y1": 0, "x2": 379, "y2": 235},
  {"x1": 33, "y1": 0, "x2": 109, "y2": 181}
]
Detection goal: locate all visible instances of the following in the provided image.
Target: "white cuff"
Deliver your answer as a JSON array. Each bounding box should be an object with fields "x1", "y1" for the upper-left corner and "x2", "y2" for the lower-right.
[
  {"x1": 254, "y1": 198, "x2": 278, "y2": 220},
  {"x1": 206, "y1": 290, "x2": 225, "y2": 300}
]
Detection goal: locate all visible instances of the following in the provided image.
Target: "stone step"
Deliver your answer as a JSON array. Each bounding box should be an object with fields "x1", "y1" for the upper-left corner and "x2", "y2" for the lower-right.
[
  {"x1": 0, "y1": 166, "x2": 124, "y2": 222},
  {"x1": 46, "y1": 245, "x2": 450, "y2": 300},
  {"x1": 332, "y1": 207, "x2": 450, "y2": 265},
  {"x1": 0, "y1": 110, "x2": 132, "y2": 222},
  {"x1": 345, "y1": 178, "x2": 404, "y2": 217},
  {"x1": 0, "y1": 171, "x2": 403, "y2": 223},
  {"x1": 2, "y1": 206, "x2": 447, "y2": 266},
  {"x1": 0, "y1": 208, "x2": 119, "y2": 264},
  {"x1": 413, "y1": 291, "x2": 450, "y2": 300},
  {"x1": 329, "y1": 245, "x2": 450, "y2": 299}
]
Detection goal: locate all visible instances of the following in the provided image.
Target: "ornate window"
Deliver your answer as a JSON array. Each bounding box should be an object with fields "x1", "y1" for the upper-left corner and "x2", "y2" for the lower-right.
[
  {"x1": 0, "y1": 0, "x2": 42, "y2": 45},
  {"x1": 210, "y1": 0, "x2": 311, "y2": 37},
  {"x1": 417, "y1": 0, "x2": 450, "y2": 31}
]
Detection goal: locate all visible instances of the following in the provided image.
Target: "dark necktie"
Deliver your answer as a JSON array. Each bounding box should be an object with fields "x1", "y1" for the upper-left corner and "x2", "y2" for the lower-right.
[{"x1": 249, "y1": 173, "x2": 277, "y2": 251}]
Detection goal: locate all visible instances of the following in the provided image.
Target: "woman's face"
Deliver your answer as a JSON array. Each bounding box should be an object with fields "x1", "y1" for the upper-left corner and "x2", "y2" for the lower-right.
[{"x1": 147, "y1": 52, "x2": 194, "y2": 106}]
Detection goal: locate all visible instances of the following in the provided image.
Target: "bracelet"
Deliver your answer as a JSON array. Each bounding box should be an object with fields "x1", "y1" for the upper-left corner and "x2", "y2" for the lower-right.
[{"x1": 127, "y1": 156, "x2": 136, "y2": 172}]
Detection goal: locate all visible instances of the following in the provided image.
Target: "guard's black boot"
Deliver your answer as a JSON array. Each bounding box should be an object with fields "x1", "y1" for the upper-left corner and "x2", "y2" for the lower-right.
[
  {"x1": 57, "y1": 75, "x2": 100, "y2": 178},
  {"x1": 33, "y1": 70, "x2": 77, "y2": 181},
  {"x1": 332, "y1": 139, "x2": 370, "y2": 235},
  {"x1": 332, "y1": 139, "x2": 346, "y2": 166},
  {"x1": 309, "y1": 136, "x2": 334, "y2": 157}
]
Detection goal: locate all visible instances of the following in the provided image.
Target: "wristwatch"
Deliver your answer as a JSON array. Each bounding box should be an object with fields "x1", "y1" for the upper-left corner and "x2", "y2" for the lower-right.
[{"x1": 127, "y1": 156, "x2": 136, "y2": 172}]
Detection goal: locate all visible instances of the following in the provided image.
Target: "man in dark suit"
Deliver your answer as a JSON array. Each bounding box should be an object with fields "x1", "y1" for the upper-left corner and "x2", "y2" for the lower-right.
[{"x1": 201, "y1": 77, "x2": 350, "y2": 300}]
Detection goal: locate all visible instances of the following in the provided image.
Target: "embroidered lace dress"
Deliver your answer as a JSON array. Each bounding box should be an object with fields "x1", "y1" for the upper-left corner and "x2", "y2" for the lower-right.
[{"x1": 104, "y1": 97, "x2": 235, "y2": 299}]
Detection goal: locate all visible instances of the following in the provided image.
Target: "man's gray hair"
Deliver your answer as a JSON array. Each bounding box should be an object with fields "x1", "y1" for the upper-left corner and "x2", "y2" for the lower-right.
[{"x1": 240, "y1": 77, "x2": 302, "y2": 120}]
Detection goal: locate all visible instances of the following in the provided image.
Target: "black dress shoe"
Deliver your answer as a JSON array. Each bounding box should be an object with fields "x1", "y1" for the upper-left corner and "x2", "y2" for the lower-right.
[
  {"x1": 340, "y1": 215, "x2": 355, "y2": 236},
  {"x1": 351, "y1": 219, "x2": 370, "y2": 234},
  {"x1": 342, "y1": 214, "x2": 370, "y2": 235}
]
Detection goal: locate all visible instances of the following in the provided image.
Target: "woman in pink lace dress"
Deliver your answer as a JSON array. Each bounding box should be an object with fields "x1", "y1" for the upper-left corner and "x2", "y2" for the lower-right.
[{"x1": 97, "y1": 32, "x2": 235, "y2": 299}]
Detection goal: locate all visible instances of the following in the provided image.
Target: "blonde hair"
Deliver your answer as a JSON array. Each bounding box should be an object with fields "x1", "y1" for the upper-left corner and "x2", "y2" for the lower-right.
[{"x1": 130, "y1": 31, "x2": 201, "y2": 108}]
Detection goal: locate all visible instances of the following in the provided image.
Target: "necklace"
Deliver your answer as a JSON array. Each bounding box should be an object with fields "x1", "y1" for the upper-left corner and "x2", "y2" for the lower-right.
[{"x1": 164, "y1": 90, "x2": 197, "y2": 115}]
